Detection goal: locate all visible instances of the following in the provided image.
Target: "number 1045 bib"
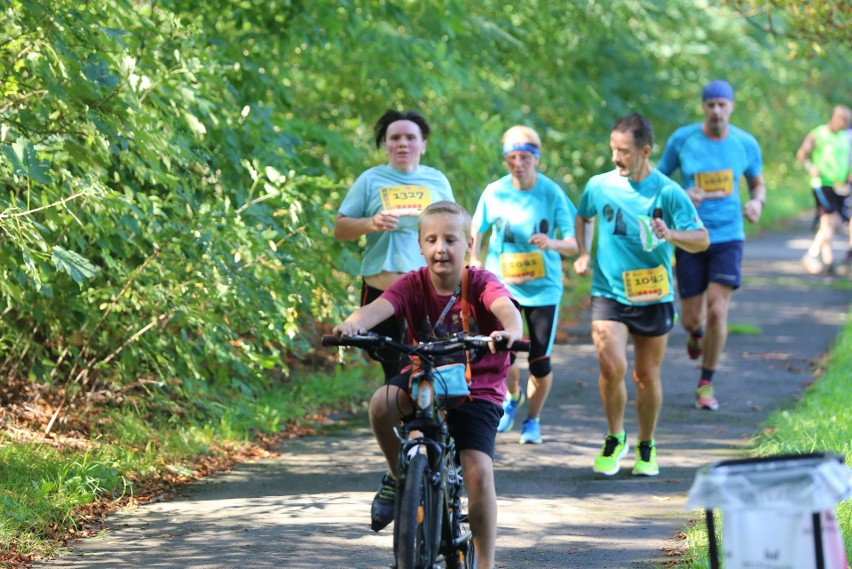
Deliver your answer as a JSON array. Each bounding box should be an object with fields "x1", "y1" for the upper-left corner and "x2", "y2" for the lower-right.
[{"x1": 622, "y1": 265, "x2": 670, "y2": 304}]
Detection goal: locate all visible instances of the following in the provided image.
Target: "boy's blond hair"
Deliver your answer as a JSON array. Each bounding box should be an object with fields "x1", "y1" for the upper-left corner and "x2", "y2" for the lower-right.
[{"x1": 419, "y1": 200, "x2": 472, "y2": 238}]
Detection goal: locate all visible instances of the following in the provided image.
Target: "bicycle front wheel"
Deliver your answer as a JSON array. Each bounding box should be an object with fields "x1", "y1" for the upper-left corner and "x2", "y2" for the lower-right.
[
  {"x1": 395, "y1": 453, "x2": 442, "y2": 569},
  {"x1": 444, "y1": 473, "x2": 474, "y2": 569}
]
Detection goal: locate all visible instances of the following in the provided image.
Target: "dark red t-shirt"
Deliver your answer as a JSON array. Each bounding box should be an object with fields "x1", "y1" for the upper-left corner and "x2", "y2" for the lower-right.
[{"x1": 381, "y1": 266, "x2": 518, "y2": 406}]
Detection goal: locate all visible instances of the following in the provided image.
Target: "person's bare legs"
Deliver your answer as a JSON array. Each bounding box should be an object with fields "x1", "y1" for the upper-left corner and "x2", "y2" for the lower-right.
[
  {"x1": 505, "y1": 362, "x2": 521, "y2": 396},
  {"x1": 807, "y1": 212, "x2": 838, "y2": 266},
  {"x1": 368, "y1": 385, "x2": 411, "y2": 475},
  {"x1": 680, "y1": 292, "x2": 705, "y2": 337},
  {"x1": 630, "y1": 333, "x2": 667, "y2": 441},
  {"x1": 525, "y1": 371, "x2": 552, "y2": 418},
  {"x1": 591, "y1": 320, "x2": 629, "y2": 435},
  {"x1": 702, "y1": 282, "x2": 734, "y2": 371},
  {"x1": 459, "y1": 449, "x2": 497, "y2": 569}
]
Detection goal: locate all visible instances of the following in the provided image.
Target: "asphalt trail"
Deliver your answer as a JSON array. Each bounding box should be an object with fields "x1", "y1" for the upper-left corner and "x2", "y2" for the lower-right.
[{"x1": 36, "y1": 220, "x2": 850, "y2": 569}]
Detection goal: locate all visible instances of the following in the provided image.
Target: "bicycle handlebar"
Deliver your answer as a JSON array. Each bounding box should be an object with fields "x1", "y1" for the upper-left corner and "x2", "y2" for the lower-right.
[{"x1": 321, "y1": 332, "x2": 530, "y2": 356}]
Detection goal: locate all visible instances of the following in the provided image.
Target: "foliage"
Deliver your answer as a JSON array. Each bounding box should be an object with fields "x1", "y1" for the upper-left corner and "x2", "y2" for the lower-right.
[
  {"x1": 1, "y1": 0, "x2": 848, "y2": 428},
  {"x1": 1, "y1": 0, "x2": 355, "y2": 420},
  {"x1": 723, "y1": 0, "x2": 851, "y2": 54}
]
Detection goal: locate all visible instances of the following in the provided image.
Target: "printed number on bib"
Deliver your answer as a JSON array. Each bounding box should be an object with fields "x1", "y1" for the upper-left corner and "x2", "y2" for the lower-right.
[
  {"x1": 694, "y1": 169, "x2": 734, "y2": 196},
  {"x1": 500, "y1": 251, "x2": 545, "y2": 285},
  {"x1": 622, "y1": 265, "x2": 670, "y2": 304},
  {"x1": 379, "y1": 185, "x2": 432, "y2": 215}
]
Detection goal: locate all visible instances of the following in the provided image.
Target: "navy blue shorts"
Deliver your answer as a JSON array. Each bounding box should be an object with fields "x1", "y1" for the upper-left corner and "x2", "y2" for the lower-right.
[
  {"x1": 675, "y1": 240, "x2": 743, "y2": 298},
  {"x1": 388, "y1": 372, "x2": 501, "y2": 458},
  {"x1": 590, "y1": 296, "x2": 675, "y2": 337}
]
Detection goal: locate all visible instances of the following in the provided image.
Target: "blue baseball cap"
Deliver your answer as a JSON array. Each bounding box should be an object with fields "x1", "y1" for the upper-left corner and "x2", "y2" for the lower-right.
[{"x1": 702, "y1": 80, "x2": 734, "y2": 102}]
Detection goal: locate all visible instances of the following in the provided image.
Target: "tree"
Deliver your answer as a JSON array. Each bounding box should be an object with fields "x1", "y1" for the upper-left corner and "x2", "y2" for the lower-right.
[{"x1": 0, "y1": 0, "x2": 843, "y2": 425}]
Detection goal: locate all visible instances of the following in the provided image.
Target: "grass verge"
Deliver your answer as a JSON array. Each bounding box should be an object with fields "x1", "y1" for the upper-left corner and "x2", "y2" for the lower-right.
[
  {"x1": 0, "y1": 360, "x2": 376, "y2": 566},
  {"x1": 672, "y1": 314, "x2": 852, "y2": 567}
]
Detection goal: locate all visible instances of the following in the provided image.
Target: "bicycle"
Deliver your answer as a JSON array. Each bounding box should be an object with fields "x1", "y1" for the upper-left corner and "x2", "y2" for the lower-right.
[{"x1": 322, "y1": 331, "x2": 529, "y2": 569}]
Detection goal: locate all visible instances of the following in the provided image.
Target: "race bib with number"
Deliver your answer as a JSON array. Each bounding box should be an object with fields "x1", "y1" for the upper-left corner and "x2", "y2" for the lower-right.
[
  {"x1": 379, "y1": 185, "x2": 432, "y2": 215},
  {"x1": 622, "y1": 265, "x2": 670, "y2": 304},
  {"x1": 500, "y1": 251, "x2": 545, "y2": 285},
  {"x1": 694, "y1": 169, "x2": 734, "y2": 196}
]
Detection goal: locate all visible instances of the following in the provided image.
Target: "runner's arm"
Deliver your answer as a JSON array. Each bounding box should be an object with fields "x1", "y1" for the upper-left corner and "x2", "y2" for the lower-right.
[
  {"x1": 528, "y1": 234, "x2": 578, "y2": 258},
  {"x1": 334, "y1": 212, "x2": 399, "y2": 240},
  {"x1": 469, "y1": 230, "x2": 487, "y2": 269},
  {"x1": 795, "y1": 133, "x2": 818, "y2": 177},
  {"x1": 573, "y1": 214, "x2": 593, "y2": 276},
  {"x1": 653, "y1": 222, "x2": 709, "y2": 253},
  {"x1": 743, "y1": 173, "x2": 767, "y2": 223}
]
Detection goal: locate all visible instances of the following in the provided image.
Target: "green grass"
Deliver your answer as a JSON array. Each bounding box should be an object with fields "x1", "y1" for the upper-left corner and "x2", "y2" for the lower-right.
[
  {"x1": 727, "y1": 322, "x2": 763, "y2": 335},
  {"x1": 673, "y1": 314, "x2": 852, "y2": 567},
  {"x1": 0, "y1": 361, "x2": 376, "y2": 561}
]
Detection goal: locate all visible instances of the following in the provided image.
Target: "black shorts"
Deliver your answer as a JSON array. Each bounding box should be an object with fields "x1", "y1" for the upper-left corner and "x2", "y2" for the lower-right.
[
  {"x1": 387, "y1": 372, "x2": 501, "y2": 459},
  {"x1": 361, "y1": 280, "x2": 406, "y2": 379},
  {"x1": 509, "y1": 304, "x2": 557, "y2": 370},
  {"x1": 812, "y1": 186, "x2": 850, "y2": 221},
  {"x1": 675, "y1": 240, "x2": 743, "y2": 298},
  {"x1": 590, "y1": 296, "x2": 675, "y2": 337}
]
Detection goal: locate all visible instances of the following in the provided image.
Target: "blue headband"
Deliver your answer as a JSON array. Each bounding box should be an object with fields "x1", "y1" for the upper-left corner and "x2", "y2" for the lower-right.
[
  {"x1": 702, "y1": 80, "x2": 734, "y2": 102},
  {"x1": 502, "y1": 142, "x2": 540, "y2": 158}
]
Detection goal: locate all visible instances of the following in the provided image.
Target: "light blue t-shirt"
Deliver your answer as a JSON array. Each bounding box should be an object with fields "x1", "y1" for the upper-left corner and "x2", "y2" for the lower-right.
[
  {"x1": 657, "y1": 123, "x2": 762, "y2": 244},
  {"x1": 577, "y1": 169, "x2": 704, "y2": 306},
  {"x1": 338, "y1": 164, "x2": 454, "y2": 277},
  {"x1": 471, "y1": 173, "x2": 576, "y2": 306}
]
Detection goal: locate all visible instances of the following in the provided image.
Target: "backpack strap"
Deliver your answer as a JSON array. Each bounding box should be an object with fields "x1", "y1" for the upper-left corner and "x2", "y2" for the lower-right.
[
  {"x1": 461, "y1": 267, "x2": 472, "y2": 382},
  {"x1": 461, "y1": 267, "x2": 470, "y2": 331}
]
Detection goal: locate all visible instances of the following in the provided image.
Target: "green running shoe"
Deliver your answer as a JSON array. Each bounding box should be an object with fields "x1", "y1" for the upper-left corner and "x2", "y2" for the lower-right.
[
  {"x1": 593, "y1": 433, "x2": 628, "y2": 476},
  {"x1": 632, "y1": 440, "x2": 659, "y2": 477}
]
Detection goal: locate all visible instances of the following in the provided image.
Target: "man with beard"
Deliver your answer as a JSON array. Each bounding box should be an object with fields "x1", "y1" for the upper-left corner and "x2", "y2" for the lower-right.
[{"x1": 573, "y1": 114, "x2": 708, "y2": 477}]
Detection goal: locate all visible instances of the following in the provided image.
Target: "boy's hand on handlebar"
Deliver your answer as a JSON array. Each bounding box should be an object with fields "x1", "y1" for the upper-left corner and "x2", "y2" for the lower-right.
[
  {"x1": 488, "y1": 329, "x2": 522, "y2": 353},
  {"x1": 333, "y1": 320, "x2": 366, "y2": 337}
]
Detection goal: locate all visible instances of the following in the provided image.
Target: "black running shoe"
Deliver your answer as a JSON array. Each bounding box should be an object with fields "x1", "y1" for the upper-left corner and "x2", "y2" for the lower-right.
[{"x1": 370, "y1": 472, "x2": 396, "y2": 532}]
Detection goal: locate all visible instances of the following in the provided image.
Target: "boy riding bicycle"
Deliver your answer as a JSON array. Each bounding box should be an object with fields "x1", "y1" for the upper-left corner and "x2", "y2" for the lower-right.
[{"x1": 333, "y1": 201, "x2": 523, "y2": 569}]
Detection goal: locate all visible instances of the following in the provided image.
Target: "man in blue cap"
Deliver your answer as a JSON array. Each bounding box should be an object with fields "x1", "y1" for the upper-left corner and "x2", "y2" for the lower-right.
[{"x1": 657, "y1": 80, "x2": 767, "y2": 412}]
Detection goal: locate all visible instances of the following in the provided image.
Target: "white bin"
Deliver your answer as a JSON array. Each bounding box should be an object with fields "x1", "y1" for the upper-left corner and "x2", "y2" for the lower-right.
[{"x1": 686, "y1": 453, "x2": 852, "y2": 569}]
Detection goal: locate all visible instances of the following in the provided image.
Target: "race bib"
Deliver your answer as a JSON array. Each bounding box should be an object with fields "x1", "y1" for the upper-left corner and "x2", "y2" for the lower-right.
[
  {"x1": 622, "y1": 265, "x2": 670, "y2": 304},
  {"x1": 379, "y1": 185, "x2": 432, "y2": 215},
  {"x1": 694, "y1": 169, "x2": 734, "y2": 196},
  {"x1": 500, "y1": 251, "x2": 545, "y2": 285}
]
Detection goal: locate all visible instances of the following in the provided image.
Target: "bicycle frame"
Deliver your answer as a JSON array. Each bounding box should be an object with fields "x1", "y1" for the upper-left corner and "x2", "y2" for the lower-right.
[{"x1": 393, "y1": 353, "x2": 459, "y2": 569}]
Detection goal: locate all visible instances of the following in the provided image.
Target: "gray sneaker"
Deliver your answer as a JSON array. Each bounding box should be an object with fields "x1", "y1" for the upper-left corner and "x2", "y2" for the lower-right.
[{"x1": 370, "y1": 472, "x2": 395, "y2": 532}]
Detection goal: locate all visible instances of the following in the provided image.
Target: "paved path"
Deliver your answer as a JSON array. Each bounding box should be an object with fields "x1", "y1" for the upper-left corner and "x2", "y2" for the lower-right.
[{"x1": 36, "y1": 221, "x2": 851, "y2": 569}]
